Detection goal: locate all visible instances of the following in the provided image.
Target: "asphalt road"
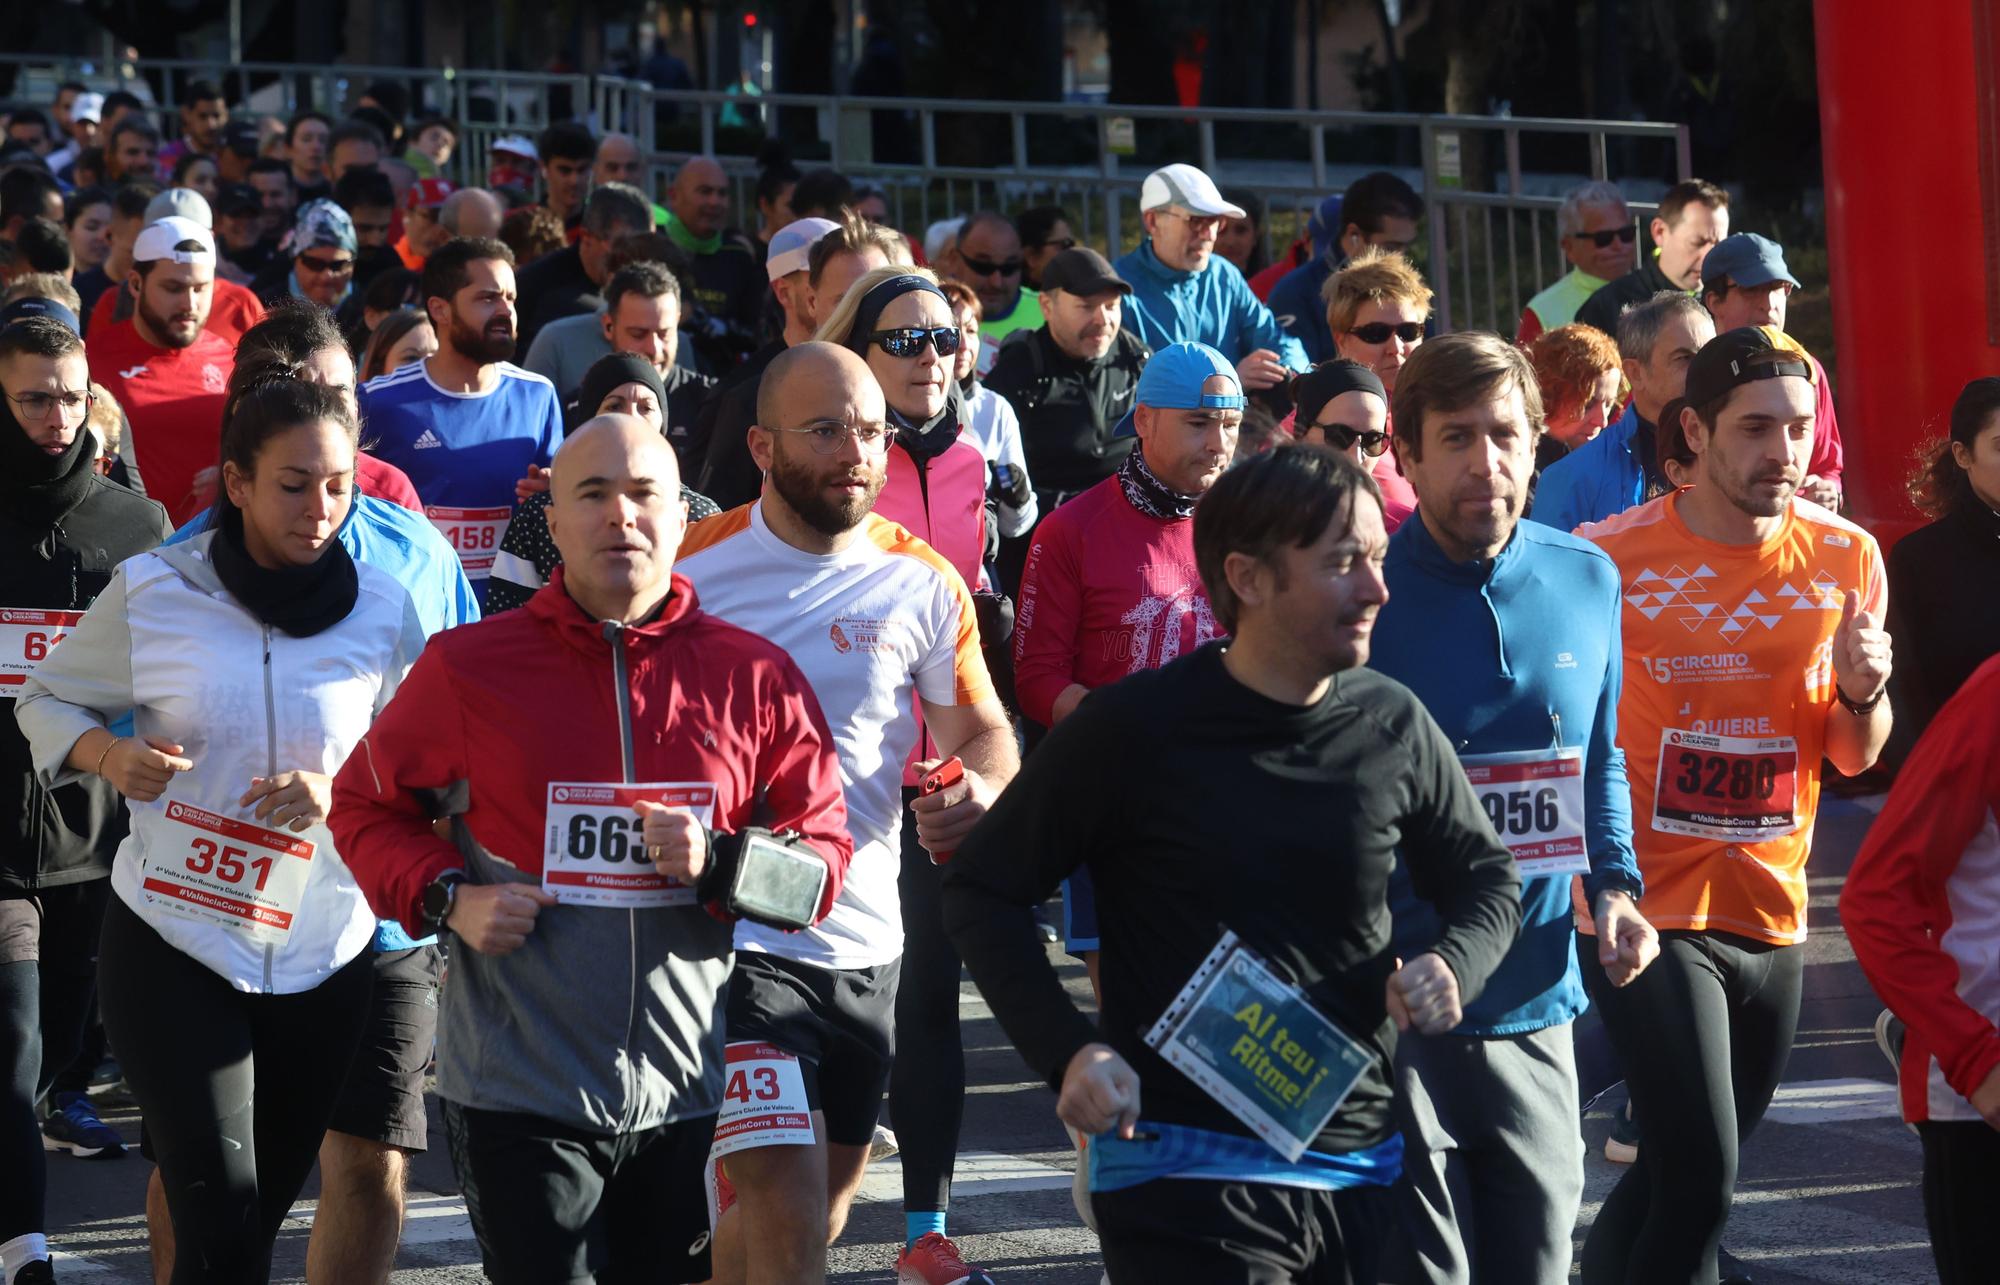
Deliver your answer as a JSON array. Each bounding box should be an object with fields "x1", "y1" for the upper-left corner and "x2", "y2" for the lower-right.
[{"x1": 42, "y1": 793, "x2": 1938, "y2": 1282}]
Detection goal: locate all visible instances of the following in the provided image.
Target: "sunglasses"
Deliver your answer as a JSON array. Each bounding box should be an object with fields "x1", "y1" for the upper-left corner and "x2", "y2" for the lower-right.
[
  {"x1": 868, "y1": 327, "x2": 962, "y2": 359},
  {"x1": 1347, "y1": 321, "x2": 1423, "y2": 345},
  {"x1": 1029, "y1": 237, "x2": 1077, "y2": 252},
  {"x1": 959, "y1": 255, "x2": 1023, "y2": 278},
  {"x1": 1568, "y1": 226, "x2": 1638, "y2": 248},
  {"x1": 298, "y1": 253, "x2": 354, "y2": 274},
  {"x1": 1310, "y1": 422, "x2": 1391, "y2": 457}
]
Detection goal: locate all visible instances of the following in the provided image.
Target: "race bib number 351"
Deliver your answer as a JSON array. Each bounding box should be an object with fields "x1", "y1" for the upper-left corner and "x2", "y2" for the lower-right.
[
  {"x1": 0, "y1": 608, "x2": 83, "y2": 698},
  {"x1": 1653, "y1": 729, "x2": 1799, "y2": 842},
  {"x1": 542, "y1": 782, "x2": 716, "y2": 908},
  {"x1": 143, "y1": 800, "x2": 316, "y2": 944},
  {"x1": 1461, "y1": 747, "x2": 1588, "y2": 878}
]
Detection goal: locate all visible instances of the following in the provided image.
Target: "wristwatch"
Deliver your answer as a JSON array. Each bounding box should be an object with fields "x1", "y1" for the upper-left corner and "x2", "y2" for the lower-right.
[{"x1": 421, "y1": 871, "x2": 467, "y2": 930}]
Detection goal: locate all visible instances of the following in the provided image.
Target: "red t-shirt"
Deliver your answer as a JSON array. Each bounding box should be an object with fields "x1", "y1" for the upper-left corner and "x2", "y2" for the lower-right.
[
  {"x1": 357, "y1": 453, "x2": 422, "y2": 510},
  {"x1": 1012, "y1": 475, "x2": 1223, "y2": 726},
  {"x1": 88, "y1": 323, "x2": 235, "y2": 526},
  {"x1": 88, "y1": 277, "x2": 266, "y2": 347}
]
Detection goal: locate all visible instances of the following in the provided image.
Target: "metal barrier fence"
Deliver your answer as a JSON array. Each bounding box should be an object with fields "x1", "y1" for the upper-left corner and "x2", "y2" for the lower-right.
[{"x1": 2, "y1": 53, "x2": 1690, "y2": 333}]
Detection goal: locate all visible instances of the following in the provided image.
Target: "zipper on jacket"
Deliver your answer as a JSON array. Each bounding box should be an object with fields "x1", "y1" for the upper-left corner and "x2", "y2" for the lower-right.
[
  {"x1": 602, "y1": 620, "x2": 641, "y2": 1131},
  {"x1": 261, "y1": 625, "x2": 277, "y2": 992}
]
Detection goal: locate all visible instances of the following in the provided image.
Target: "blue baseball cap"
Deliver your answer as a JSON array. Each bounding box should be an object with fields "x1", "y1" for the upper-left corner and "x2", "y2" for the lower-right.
[
  {"x1": 0, "y1": 296, "x2": 81, "y2": 337},
  {"x1": 1701, "y1": 233, "x2": 1799, "y2": 294},
  {"x1": 1113, "y1": 342, "x2": 1246, "y2": 437},
  {"x1": 1307, "y1": 194, "x2": 1345, "y2": 258}
]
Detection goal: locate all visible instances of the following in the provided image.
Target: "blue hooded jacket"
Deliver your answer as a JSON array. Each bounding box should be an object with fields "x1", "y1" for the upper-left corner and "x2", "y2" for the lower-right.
[
  {"x1": 1528, "y1": 402, "x2": 1651, "y2": 536},
  {"x1": 1114, "y1": 240, "x2": 1309, "y2": 373},
  {"x1": 1371, "y1": 513, "x2": 1641, "y2": 1034}
]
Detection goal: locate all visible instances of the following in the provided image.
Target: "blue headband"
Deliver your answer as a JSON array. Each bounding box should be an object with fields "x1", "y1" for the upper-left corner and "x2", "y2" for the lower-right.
[{"x1": 847, "y1": 274, "x2": 950, "y2": 355}]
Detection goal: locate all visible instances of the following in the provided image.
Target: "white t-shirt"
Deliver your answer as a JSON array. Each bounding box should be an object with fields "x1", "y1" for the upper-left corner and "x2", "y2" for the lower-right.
[
  {"x1": 676, "y1": 502, "x2": 994, "y2": 968},
  {"x1": 961, "y1": 383, "x2": 1039, "y2": 537}
]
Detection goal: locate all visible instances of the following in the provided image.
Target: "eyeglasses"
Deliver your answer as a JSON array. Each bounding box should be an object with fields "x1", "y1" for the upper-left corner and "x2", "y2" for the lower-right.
[
  {"x1": 1567, "y1": 226, "x2": 1638, "y2": 248},
  {"x1": 1028, "y1": 236, "x2": 1077, "y2": 252},
  {"x1": 298, "y1": 253, "x2": 354, "y2": 275},
  {"x1": 1310, "y1": 422, "x2": 1391, "y2": 458},
  {"x1": 959, "y1": 255, "x2": 1023, "y2": 278},
  {"x1": 7, "y1": 389, "x2": 93, "y2": 422},
  {"x1": 1160, "y1": 210, "x2": 1224, "y2": 235},
  {"x1": 867, "y1": 327, "x2": 962, "y2": 359},
  {"x1": 767, "y1": 419, "x2": 897, "y2": 455},
  {"x1": 1346, "y1": 321, "x2": 1424, "y2": 345}
]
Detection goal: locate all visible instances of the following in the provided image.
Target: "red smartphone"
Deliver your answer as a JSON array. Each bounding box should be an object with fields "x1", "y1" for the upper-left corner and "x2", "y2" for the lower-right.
[{"x1": 918, "y1": 757, "x2": 966, "y2": 863}]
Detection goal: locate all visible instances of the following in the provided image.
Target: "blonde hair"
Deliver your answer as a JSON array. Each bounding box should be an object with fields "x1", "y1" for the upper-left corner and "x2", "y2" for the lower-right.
[
  {"x1": 1322, "y1": 246, "x2": 1433, "y2": 335},
  {"x1": 813, "y1": 264, "x2": 944, "y2": 347},
  {"x1": 3, "y1": 274, "x2": 83, "y2": 313},
  {"x1": 85, "y1": 381, "x2": 123, "y2": 456},
  {"x1": 807, "y1": 208, "x2": 913, "y2": 285}
]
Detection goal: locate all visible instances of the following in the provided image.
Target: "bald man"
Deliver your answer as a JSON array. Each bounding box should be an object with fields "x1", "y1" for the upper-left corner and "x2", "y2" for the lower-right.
[
  {"x1": 440, "y1": 187, "x2": 504, "y2": 243},
  {"x1": 664, "y1": 155, "x2": 765, "y2": 342},
  {"x1": 594, "y1": 133, "x2": 646, "y2": 190},
  {"x1": 331, "y1": 405, "x2": 852, "y2": 1285},
  {"x1": 677, "y1": 343, "x2": 1017, "y2": 1283}
]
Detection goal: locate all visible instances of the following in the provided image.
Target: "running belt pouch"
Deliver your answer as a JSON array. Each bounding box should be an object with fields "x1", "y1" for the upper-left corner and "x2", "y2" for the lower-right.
[{"x1": 696, "y1": 827, "x2": 828, "y2": 930}]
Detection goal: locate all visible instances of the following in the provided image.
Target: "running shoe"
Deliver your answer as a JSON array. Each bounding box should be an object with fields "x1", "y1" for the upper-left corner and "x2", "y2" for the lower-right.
[
  {"x1": 13, "y1": 1260, "x2": 55, "y2": 1285},
  {"x1": 870, "y1": 1123, "x2": 901, "y2": 1161},
  {"x1": 896, "y1": 1232, "x2": 996, "y2": 1285},
  {"x1": 41, "y1": 1091, "x2": 126, "y2": 1159},
  {"x1": 1873, "y1": 1008, "x2": 1906, "y2": 1073},
  {"x1": 1032, "y1": 901, "x2": 1060, "y2": 944},
  {"x1": 1603, "y1": 1101, "x2": 1639, "y2": 1165},
  {"x1": 1719, "y1": 1246, "x2": 1756, "y2": 1283}
]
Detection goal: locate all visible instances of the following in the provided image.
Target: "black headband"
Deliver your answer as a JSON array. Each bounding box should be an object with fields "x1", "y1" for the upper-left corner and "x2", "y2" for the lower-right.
[
  {"x1": 847, "y1": 274, "x2": 949, "y2": 355},
  {"x1": 1292, "y1": 360, "x2": 1387, "y2": 429}
]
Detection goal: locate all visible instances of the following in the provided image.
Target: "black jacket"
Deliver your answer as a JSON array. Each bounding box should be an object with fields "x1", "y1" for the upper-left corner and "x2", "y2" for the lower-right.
[
  {"x1": 985, "y1": 326, "x2": 1150, "y2": 506},
  {"x1": 2, "y1": 440, "x2": 171, "y2": 892},
  {"x1": 1573, "y1": 254, "x2": 1684, "y2": 337},
  {"x1": 1886, "y1": 503, "x2": 2000, "y2": 763},
  {"x1": 693, "y1": 339, "x2": 788, "y2": 511},
  {"x1": 514, "y1": 243, "x2": 601, "y2": 356}
]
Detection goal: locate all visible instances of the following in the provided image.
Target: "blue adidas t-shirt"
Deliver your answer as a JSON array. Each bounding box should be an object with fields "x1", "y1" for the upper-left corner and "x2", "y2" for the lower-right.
[{"x1": 359, "y1": 358, "x2": 564, "y2": 603}]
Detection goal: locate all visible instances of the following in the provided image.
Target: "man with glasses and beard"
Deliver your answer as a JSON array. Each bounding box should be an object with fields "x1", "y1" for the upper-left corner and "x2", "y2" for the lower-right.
[
  {"x1": 85, "y1": 217, "x2": 236, "y2": 525},
  {"x1": 953, "y1": 211, "x2": 1044, "y2": 379},
  {"x1": 360, "y1": 238, "x2": 564, "y2": 604},
  {"x1": 674, "y1": 341, "x2": 1016, "y2": 1285},
  {"x1": 1115, "y1": 164, "x2": 1307, "y2": 394}
]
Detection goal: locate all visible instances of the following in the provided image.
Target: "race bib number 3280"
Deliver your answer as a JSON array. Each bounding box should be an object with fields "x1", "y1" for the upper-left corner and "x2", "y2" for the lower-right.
[
  {"x1": 1652, "y1": 729, "x2": 1799, "y2": 842},
  {"x1": 542, "y1": 782, "x2": 716, "y2": 908}
]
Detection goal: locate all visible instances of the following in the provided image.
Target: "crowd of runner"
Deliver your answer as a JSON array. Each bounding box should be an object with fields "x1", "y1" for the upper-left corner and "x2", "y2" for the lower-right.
[{"x1": 1, "y1": 73, "x2": 1997, "y2": 1285}]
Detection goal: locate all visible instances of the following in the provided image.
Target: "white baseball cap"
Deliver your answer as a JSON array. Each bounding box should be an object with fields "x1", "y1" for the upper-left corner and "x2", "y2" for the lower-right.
[
  {"x1": 491, "y1": 134, "x2": 538, "y2": 162},
  {"x1": 144, "y1": 188, "x2": 213, "y2": 230},
  {"x1": 766, "y1": 216, "x2": 842, "y2": 282},
  {"x1": 1139, "y1": 163, "x2": 1246, "y2": 219},
  {"x1": 133, "y1": 217, "x2": 217, "y2": 265},
  {"x1": 70, "y1": 92, "x2": 105, "y2": 124}
]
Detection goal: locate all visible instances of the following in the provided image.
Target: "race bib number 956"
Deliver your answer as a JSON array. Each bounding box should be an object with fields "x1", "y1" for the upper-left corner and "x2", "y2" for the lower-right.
[
  {"x1": 1461, "y1": 747, "x2": 1588, "y2": 878},
  {"x1": 1653, "y1": 729, "x2": 1799, "y2": 842}
]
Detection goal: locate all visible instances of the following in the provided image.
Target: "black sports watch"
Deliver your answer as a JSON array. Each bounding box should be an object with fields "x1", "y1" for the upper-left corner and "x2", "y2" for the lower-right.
[{"x1": 422, "y1": 871, "x2": 467, "y2": 930}]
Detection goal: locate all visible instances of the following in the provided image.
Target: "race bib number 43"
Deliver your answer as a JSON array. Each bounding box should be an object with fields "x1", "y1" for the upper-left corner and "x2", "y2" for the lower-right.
[
  {"x1": 0, "y1": 608, "x2": 83, "y2": 698},
  {"x1": 709, "y1": 1041, "x2": 815, "y2": 1158},
  {"x1": 1461, "y1": 747, "x2": 1588, "y2": 878},
  {"x1": 143, "y1": 800, "x2": 315, "y2": 944},
  {"x1": 425, "y1": 506, "x2": 511, "y2": 578},
  {"x1": 542, "y1": 782, "x2": 716, "y2": 908},
  {"x1": 1653, "y1": 729, "x2": 1799, "y2": 842}
]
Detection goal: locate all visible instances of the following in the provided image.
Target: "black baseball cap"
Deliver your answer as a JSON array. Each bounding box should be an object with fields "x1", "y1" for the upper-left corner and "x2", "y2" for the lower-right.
[
  {"x1": 1039, "y1": 247, "x2": 1131, "y2": 297},
  {"x1": 1682, "y1": 326, "x2": 1814, "y2": 410},
  {"x1": 222, "y1": 120, "x2": 262, "y2": 159},
  {"x1": 216, "y1": 183, "x2": 262, "y2": 217}
]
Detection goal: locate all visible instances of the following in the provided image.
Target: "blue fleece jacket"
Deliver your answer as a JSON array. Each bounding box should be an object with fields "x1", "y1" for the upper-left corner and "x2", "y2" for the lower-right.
[
  {"x1": 1114, "y1": 240, "x2": 1309, "y2": 373},
  {"x1": 1264, "y1": 254, "x2": 1338, "y2": 365},
  {"x1": 169, "y1": 494, "x2": 479, "y2": 951},
  {"x1": 1371, "y1": 513, "x2": 1641, "y2": 1034},
  {"x1": 1528, "y1": 402, "x2": 1650, "y2": 536}
]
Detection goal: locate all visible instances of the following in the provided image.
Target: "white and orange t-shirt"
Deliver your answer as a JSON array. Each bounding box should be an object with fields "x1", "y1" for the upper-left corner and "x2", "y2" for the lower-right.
[
  {"x1": 676, "y1": 502, "x2": 994, "y2": 969},
  {"x1": 1582, "y1": 491, "x2": 1885, "y2": 944}
]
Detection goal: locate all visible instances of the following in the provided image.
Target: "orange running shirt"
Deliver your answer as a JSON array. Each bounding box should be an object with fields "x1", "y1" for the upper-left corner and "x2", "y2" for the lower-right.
[{"x1": 1582, "y1": 491, "x2": 1885, "y2": 944}]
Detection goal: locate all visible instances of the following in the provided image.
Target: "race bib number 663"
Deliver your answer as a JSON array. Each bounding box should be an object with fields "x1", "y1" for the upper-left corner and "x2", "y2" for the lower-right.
[
  {"x1": 0, "y1": 608, "x2": 83, "y2": 698},
  {"x1": 542, "y1": 782, "x2": 716, "y2": 908}
]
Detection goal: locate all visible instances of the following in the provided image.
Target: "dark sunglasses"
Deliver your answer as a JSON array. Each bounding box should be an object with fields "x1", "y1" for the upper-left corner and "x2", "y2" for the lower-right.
[
  {"x1": 1568, "y1": 225, "x2": 1638, "y2": 248},
  {"x1": 1347, "y1": 321, "x2": 1423, "y2": 345},
  {"x1": 868, "y1": 326, "x2": 962, "y2": 359},
  {"x1": 298, "y1": 252, "x2": 354, "y2": 274},
  {"x1": 1029, "y1": 237, "x2": 1077, "y2": 252},
  {"x1": 959, "y1": 255, "x2": 1023, "y2": 278},
  {"x1": 1311, "y1": 422, "x2": 1391, "y2": 457}
]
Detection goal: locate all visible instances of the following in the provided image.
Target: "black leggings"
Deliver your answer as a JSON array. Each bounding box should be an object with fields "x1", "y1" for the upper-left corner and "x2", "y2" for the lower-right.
[
  {"x1": 1, "y1": 880, "x2": 112, "y2": 1244},
  {"x1": 1918, "y1": 1119, "x2": 2000, "y2": 1284},
  {"x1": 889, "y1": 785, "x2": 965, "y2": 1213},
  {"x1": 1578, "y1": 931, "x2": 1802, "y2": 1285},
  {"x1": 96, "y1": 895, "x2": 372, "y2": 1284}
]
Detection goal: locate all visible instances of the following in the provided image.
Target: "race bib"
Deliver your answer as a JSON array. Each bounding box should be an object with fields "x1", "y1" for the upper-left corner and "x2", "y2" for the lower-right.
[
  {"x1": 143, "y1": 800, "x2": 316, "y2": 944},
  {"x1": 1462, "y1": 747, "x2": 1589, "y2": 878},
  {"x1": 1143, "y1": 931, "x2": 1372, "y2": 1162},
  {"x1": 0, "y1": 608, "x2": 83, "y2": 698},
  {"x1": 709, "y1": 1041, "x2": 816, "y2": 1158},
  {"x1": 542, "y1": 781, "x2": 716, "y2": 908},
  {"x1": 1653, "y1": 729, "x2": 1800, "y2": 842},
  {"x1": 425, "y1": 506, "x2": 512, "y2": 578}
]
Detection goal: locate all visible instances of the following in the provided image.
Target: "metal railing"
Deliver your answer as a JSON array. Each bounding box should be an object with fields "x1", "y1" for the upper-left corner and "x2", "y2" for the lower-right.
[{"x1": 2, "y1": 52, "x2": 1691, "y2": 333}]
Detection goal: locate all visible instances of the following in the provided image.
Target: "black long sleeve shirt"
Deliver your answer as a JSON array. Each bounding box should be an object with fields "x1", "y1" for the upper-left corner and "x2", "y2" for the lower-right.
[{"x1": 944, "y1": 642, "x2": 1522, "y2": 1154}]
